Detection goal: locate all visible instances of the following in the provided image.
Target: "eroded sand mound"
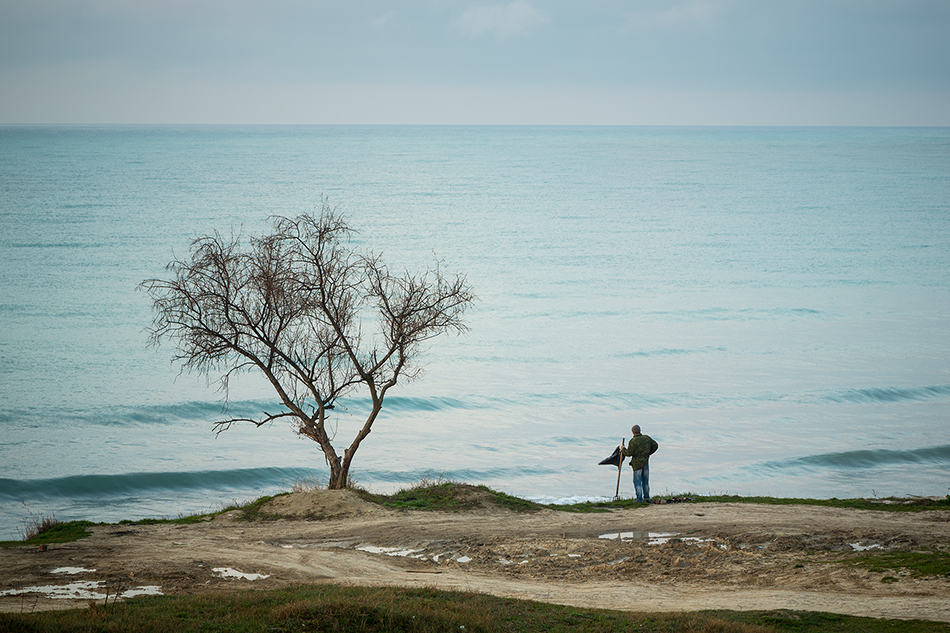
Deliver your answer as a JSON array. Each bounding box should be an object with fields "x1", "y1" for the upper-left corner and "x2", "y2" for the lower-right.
[{"x1": 260, "y1": 489, "x2": 386, "y2": 519}]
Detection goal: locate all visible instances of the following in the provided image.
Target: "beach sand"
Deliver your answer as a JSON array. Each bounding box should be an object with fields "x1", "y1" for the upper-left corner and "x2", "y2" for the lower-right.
[{"x1": 2, "y1": 490, "x2": 949, "y2": 622}]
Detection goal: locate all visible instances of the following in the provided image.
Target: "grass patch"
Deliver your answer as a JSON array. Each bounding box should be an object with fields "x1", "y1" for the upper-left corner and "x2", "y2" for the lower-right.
[
  {"x1": 356, "y1": 480, "x2": 545, "y2": 513},
  {"x1": 550, "y1": 497, "x2": 649, "y2": 512},
  {"x1": 705, "y1": 609, "x2": 948, "y2": 632},
  {"x1": 217, "y1": 493, "x2": 290, "y2": 521},
  {"x1": 483, "y1": 487, "x2": 547, "y2": 512},
  {"x1": 0, "y1": 520, "x2": 94, "y2": 548},
  {"x1": 842, "y1": 548, "x2": 950, "y2": 579},
  {"x1": 2, "y1": 585, "x2": 947, "y2": 633},
  {"x1": 690, "y1": 495, "x2": 950, "y2": 513},
  {"x1": 18, "y1": 509, "x2": 63, "y2": 540},
  {"x1": 117, "y1": 514, "x2": 211, "y2": 526},
  {"x1": 548, "y1": 493, "x2": 950, "y2": 513}
]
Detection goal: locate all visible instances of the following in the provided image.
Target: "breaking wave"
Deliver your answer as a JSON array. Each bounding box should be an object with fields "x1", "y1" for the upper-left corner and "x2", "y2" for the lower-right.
[
  {"x1": 0, "y1": 464, "x2": 567, "y2": 503},
  {"x1": 753, "y1": 445, "x2": 950, "y2": 474},
  {"x1": 821, "y1": 385, "x2": 950, "y2": 404},
  {"x1": 4, "y1": 384, "x2": 948, "y2": 432},
  {"x1": 0, "y1": 467, "x2": 319, "y2": 501}
]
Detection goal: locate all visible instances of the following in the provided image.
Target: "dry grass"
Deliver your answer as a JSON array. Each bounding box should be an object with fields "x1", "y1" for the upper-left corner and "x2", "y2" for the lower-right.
[
  {"x1": 17, "y1": 507, "x2": 62, "y2": 541},
  {"x1": 289, "y1": 474, "x2": 326, "y2": 493}
]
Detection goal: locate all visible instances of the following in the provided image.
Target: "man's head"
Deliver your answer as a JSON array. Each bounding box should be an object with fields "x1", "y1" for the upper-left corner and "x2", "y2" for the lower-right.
[{"x1": 631, "y1": 424, "x2": 641, "y2": 435}]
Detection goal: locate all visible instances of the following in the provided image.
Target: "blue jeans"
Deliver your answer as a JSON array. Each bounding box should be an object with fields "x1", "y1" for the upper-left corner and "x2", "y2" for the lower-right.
[{"x1": 632, "y1": 462, "x2": 650, "y2": 502}]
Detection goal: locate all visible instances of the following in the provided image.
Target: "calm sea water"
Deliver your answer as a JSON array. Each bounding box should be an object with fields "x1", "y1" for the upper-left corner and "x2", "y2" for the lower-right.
[{"x1": 1, "y1": 126, "x2": 949, "y2": 538}]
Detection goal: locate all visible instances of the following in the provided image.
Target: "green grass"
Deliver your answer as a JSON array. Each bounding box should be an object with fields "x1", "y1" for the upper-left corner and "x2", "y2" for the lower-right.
[
  {"x1": 548, "y1": 493, "x2": 950, "y2": 514},
  {"x1": 549, "y1": 497, "x2": 649, "y2": 512},
  {"x1": 689, "y1": 495, "x2": 950, "y2": 513},
  {"x1": 482, "y1": 487, "x2": 546, "y2": 512},
  {"x1": 217, "y1": 492, "x2": 290, "y2": 521},
  {"x1": 2, "y1": 584, "x2": 947, "y2": 633},
  {"x1": 116, "y1": 515, "x2": 210, "y2": 526},
  {"x1": 0, "y1": 520, "x2": 94, "y2": 548},
  {"x1": 705, "y1": 609, "x2": 948, "y2": 633},
  {"x1": 355, "y1": 481, "x2": 546, "y2": 513},
  {"x1": 841, "y1": 548, "x2": 950, "y2": 579}
]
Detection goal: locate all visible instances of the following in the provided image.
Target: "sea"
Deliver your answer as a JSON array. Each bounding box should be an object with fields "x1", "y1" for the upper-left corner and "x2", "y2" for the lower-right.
[{"x1": 1, "y1": 125, "x2": 948, "y2": 539}]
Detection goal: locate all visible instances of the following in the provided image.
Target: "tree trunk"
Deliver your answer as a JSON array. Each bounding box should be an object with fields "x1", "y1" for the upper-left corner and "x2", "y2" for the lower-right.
[
  {"x1": 327, "y1": 466, "x2": 349, "y2": 489},
  {"x1": 331, "y1": 402, "x2": 382, "y2": 489}
]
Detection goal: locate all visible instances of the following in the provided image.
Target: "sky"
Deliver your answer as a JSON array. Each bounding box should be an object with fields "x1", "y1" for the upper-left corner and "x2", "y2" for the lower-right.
[{"x1": 1, "y1": 0, "x2": 948, "y2": 125}]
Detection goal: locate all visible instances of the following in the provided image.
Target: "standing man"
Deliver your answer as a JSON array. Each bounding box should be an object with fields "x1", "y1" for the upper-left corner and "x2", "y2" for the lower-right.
[{"x1": 622, "y1": 425, "x2": 659, "y2": 503}]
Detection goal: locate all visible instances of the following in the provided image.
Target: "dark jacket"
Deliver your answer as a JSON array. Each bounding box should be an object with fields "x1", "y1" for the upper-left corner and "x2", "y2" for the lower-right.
[{"x1": 623, "y1": 434, "x2": 658, "y2": 470}]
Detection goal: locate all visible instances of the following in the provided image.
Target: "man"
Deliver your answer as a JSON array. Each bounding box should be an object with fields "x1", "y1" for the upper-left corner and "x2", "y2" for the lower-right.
[{"x1": 622, "y1": 424, "x2": 659, "y2": 503}]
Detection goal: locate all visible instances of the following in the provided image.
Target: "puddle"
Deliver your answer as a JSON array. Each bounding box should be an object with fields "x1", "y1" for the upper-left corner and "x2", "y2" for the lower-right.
[
  {"x1": 267, "y1": 539, "x2": 357, "y2": 550},
  {"x1": 355, "y1": 544, "x2": 474, "y2": 563},
  {"x1": 598, "y1": 531, "x2": 679, "y2": 545},
  {"x1": 598, "y1": 532, "x2": 722, "y2": 547},
  {"x1": 850, "y1": 542, "x2": 882, "y2": 551},
  {"x1": 0, "y1": 581, "x2": 162, "y2": 600},
  {"x1": 121, "y1": 586, "x2": 164, "y2": 598},
  {"x1": 357, "y1": 545, "x2": 423, "y2": 558},
  {"x1": 679, "y1": 537, "x2": 720, "y2": 546},
  {"x1": 1, "y1": 566, "x2": 161, "y2": 600},
  {"x1": 212, "y1": 568, "x2": 270, "y2": 581}
]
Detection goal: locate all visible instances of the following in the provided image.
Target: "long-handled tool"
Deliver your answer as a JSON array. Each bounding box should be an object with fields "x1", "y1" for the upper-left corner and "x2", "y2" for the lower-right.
[{"x1": 615, "y1": 437, "x2": 624, "y2": 498}]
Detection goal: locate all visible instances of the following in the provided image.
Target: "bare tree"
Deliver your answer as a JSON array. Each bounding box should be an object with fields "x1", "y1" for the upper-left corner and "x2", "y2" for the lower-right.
[{"x1": 141, "y1": 204, "x2": 474, "y2": 488}]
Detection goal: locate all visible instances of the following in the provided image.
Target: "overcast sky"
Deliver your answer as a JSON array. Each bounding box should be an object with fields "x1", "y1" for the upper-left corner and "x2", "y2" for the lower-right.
[{"x1": 1, "y1": 0, "x2": 948, "y2": 125}]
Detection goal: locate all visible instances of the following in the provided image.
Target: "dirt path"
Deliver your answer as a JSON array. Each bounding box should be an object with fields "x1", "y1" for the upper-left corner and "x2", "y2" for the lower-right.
[{"x1": 2, "y1": 492, "x2": 949, "y2": 622}]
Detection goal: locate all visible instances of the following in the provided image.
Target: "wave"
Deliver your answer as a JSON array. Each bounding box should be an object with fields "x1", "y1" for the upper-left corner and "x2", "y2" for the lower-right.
[
  {"x1": 618, "y1": 346, "x2": 727, "y2": 358},
  {"x1": 0, "y1": 399, "x2": 371, "y2": 427},
  {"x1": 3, "y1": 383, "x2": 948, "y2": 431},
  {"x1": 650, "y1": 307, "x2": 828, "y2": 322},
  {"x1": 5, "y1": 242, "x2": 109, "y2": 249},
  {"x1": 753, "y1": 444, "x2": 950, "y2": 474},
  {"x1": 0, "y1": 467, "x2": 320, "y2": 501},
  {"x1": 0, "y1": 396, "x2": 482, "y2": 428},
  {"x1": 821, "y1": 385, "x2": 950, "y2": 404},
  {"x1": 325, "y1": 466, "x2": 564, "y2": 486},
  {"x1": 0, "y1": 464, "x2": 571, "y2": 503},
  {"x1": 369, "y1": 396, "x2": 473, "y2": 412},
  {"x1": 583, "y1": 384, "x2": 950, "y2": 409}
]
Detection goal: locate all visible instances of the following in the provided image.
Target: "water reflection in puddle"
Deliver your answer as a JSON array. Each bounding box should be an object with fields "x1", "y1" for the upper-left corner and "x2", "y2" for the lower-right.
[
  {"x1": 0, "y1": 581, "x2": 162, "y2": 600},
  {"x1": 51, "y1": 567, "x2": 96, "y2": 575},
  {"x1": 212, "y1": 568, "x2": 270, "y2": 581},
  {"x1": 355, "y1": 544, "x2": 473, "y2": 564},
  {"x1": 598, "y1": 531, "x2": 679, "y2": 545},
  {"x1": 0, "y1": 566, "x2": 163, "y2": 600},
  {"x1": 356, "y1": 545, "x2": 423, "y2": 558},
  {"x1": 598, "y1": 532, "x2": 721, "y2": 547},
  {"x1": 850, "y1": 542, "x2": 882, "y2": 551}
]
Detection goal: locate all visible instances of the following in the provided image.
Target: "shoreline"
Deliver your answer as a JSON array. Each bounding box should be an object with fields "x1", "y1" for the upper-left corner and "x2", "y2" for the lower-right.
[{"x1": 2, "y1": 489, "x2": 949, "y2": 621}]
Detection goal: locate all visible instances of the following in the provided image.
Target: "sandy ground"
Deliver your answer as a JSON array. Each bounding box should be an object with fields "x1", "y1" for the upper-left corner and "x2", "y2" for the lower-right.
[{"x1": 2, "y1": 490, "x2": 949, "y2": 622}]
